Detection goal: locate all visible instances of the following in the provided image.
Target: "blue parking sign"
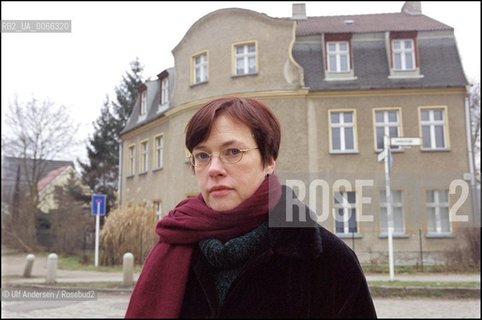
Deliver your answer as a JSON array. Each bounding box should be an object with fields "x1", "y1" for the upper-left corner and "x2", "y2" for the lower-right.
[{"x1": 91, "y1": 194, "x2": 106, "y2": 216}]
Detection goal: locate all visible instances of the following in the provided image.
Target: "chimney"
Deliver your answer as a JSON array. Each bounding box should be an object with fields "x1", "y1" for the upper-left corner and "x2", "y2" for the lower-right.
[
  {"x1": 402, "y1": 1, "x2": 422, "y2": 15},
  {"x1": 292, "y1": 3, "x2": 307, "y2": 20}
]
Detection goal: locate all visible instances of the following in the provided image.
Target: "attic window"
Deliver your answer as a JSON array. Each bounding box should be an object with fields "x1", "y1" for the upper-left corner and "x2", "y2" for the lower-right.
[{"x1": 344, "y1": 20, "x2": 354, "y2": 25}]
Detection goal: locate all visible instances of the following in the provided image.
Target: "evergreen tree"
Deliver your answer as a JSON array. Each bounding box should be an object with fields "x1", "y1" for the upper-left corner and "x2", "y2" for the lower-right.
[
  {"x1": 112, "y1": 57, "x2": 144, "y2": 130},
  {"x1": 78, "y1": 59, "x2": 144, "y2": 212}
]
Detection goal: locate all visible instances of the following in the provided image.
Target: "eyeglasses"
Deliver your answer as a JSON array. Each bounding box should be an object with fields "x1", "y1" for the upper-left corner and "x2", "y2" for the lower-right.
[{"x1": 188, "y1": 147, "x2": 259, "y2": 168}]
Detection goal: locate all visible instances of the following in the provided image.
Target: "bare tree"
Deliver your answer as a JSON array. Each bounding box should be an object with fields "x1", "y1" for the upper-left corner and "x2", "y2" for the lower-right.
[
  {"x1": 469, "y1": 82, "x2": 480, "y2": 185},
  {"x1": 1, "y1": 96, "x2": 80, "y2": 250}
]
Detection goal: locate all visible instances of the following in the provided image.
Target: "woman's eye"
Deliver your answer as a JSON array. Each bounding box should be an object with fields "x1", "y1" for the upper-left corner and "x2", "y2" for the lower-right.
[
  {"x1": 226, "y1": 148, "x2": 241, "y2": 156},
  {"x1": 195, "y1": 152, "x2": 210, "y2": 160}
]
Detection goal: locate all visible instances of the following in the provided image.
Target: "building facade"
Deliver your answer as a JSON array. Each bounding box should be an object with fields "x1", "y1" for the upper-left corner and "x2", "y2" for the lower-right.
[{"x1": 118, "y1": 2, "x2": 477, "y2": 264}]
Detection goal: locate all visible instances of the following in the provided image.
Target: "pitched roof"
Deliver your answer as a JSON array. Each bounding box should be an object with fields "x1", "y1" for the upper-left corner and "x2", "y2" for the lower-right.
[
  {"x1": 37, "y1": 165, "x2": 72, "y2": 191},
  {"x1": 296, "y1": 12, "x2": 452, "y2": 36}
]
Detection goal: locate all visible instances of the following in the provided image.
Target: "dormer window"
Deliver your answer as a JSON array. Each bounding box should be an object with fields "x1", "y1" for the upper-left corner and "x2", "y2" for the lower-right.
[
  {"x1": 392, "y1": 39, "x2": 415, "y2": 70},
  {"x1": 327, "y1": 41, "x2": 350, "y2": 72},
  {"x1": 140, "y1": 90, "x2": 147, "y2": 116},
  {"x1": 323, "y1": 33, "x2": 357, "y2": 81},
  {"x1": 387, "y1": 31, "x2": 423, "y2": 79},
  {"x1": 161, "y1": 77, "x2": 169, "y2": 105}
]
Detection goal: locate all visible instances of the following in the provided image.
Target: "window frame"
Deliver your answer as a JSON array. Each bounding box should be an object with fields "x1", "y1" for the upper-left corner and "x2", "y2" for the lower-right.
[
  {"x1": 418, "y1": 106, "x2": 450, "y2": 151},
  {"x1": 232, "y1": 41, "x2": 258, "y2": 76},
  {"x1": 128, "y1": 144, "x2": 136, "y2": 176},
  {"x1": 328, "y1": 109, "x2": 358, "y2": 153},
  {"x1": 139, "y1": 139, "x2": 149, "y2": 174},
  {"x1": 191, "y1": 50, "x2": 208, "y2": 85},
  {"x1": 160, "y1": 77, "x2": 169, "y2": 106},
  {"x1": 379, "y1": 190, "x2": 406, "y2": 236},
  {"x1": 373, "y1": 108, "x2": 403, "y2": 152},
  {"x1": 140, "y1": 89, "x2": 147, "y2": 116},
  {"x1": 391, "y1": 39, "x2": 416, "y2": 71},
  {"x1": 153, "y1": 134, "x2": 164, "y2": 170},
  {"x1": 426, "y1": 189, "x2": 452, "y2": 235},
  {"x1": 326, "y1": 41, "x2": 351, "y2": 73},
  {"x1": 333, "y1": 191, "x2": 358, "y2": 235}
]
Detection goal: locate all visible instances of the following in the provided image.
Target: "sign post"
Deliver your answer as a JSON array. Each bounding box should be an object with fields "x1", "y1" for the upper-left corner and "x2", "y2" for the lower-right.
[
  {"x1": 378, "y1": 136, "x2": 421, "y2": 281},
  {"x1": 91, "y1": 194, "x2": 106, "y2": 267},
  {"x1": 383, "y1": 135, "x2": 395, "y2": 281}
]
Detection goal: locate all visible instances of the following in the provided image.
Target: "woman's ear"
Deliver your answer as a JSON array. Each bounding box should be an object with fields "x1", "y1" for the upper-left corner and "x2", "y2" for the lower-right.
[{"x1": 264, "y1": 159, "x2": 276, "y2": 176}]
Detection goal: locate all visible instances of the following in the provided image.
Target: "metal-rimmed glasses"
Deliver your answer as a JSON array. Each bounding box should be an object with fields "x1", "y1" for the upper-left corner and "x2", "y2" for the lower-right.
[{"x1": 188, "y1": 147, "x2": 259, "y2": 168}]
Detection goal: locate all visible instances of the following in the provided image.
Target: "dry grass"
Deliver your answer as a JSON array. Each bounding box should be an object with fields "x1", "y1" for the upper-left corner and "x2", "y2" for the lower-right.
[{"x1": 100, "y1": 203, "x2": 158, "y2": 265}]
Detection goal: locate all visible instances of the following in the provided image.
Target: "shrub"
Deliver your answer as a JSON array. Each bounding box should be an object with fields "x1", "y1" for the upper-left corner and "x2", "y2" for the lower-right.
[{"x1": 100, "y1": 203, "x2": 157, "y2": 265}]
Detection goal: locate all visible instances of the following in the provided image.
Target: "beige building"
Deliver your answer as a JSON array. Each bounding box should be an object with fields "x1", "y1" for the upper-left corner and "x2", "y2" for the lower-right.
[{"x1": 119, "y1": 3, "x2": 477, "y2": 264}]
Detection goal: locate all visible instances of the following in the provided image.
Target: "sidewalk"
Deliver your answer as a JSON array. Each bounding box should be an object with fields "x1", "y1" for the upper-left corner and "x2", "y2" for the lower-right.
[{"x1": 2, "y1": 253, "x2": 480, "y2": 295}]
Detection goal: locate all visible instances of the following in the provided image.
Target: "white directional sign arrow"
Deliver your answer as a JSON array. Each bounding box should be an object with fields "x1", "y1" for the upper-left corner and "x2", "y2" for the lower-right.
[{"x1": 377, "y1": 149, "x2": 387, "y2": 162}]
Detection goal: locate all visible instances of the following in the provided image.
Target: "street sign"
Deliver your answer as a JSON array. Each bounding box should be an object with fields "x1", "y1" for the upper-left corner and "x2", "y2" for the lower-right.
[
  {"x1": 377, "y1": 149, "x2": 387, "y2": 162},
  {"x1": 390, "y1": 137, "x2": 421, "y2": 146},
  {"x1": 91, "y1": 194, "x2": 106, "y2": 216}
]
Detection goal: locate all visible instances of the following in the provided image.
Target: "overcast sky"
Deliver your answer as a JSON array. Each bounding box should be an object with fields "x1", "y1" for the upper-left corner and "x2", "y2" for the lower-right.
[{"x1": 2, "y1": 1, "x2": 480, "y2": 163}]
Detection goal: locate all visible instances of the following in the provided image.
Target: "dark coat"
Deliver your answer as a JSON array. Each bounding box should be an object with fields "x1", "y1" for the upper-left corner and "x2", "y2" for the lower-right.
[{"x1": 180, "y1": 186, "x2": 377, "y2": 318}]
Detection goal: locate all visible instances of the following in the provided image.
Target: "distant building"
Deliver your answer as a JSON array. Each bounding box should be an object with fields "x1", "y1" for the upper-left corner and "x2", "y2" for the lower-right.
[{"x1": 118, "y1": 2, "x2": 477, "y2": 264}]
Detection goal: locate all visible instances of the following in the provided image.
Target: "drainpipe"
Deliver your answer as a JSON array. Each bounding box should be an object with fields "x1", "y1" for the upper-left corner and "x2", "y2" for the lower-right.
[
  {"x1": 118, "y1": 138, "x2": 123, "y2": 207},
  {"x1": 464, "y1": 94, "x2": 479, "y2": 224}
]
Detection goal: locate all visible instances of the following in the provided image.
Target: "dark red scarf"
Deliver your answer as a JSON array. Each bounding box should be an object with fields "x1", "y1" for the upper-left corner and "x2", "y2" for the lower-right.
[{"x1": 125, "y1": 174, "x2": 282, "y2": 318}]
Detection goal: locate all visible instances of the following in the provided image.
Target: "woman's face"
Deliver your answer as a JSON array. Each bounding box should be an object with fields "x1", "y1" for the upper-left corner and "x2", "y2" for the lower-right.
[{"x1": 193, "y1": 115, "x2": 275, "y2": 212}]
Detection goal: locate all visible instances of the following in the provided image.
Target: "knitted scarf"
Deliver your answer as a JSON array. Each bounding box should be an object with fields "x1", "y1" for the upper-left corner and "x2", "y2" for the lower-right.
[{"x1": 125, "y1": 174, "x2": 282, "y2": 318}]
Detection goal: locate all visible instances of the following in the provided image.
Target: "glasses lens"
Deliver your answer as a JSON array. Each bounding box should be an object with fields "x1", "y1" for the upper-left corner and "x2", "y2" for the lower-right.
[{"x1": 222, "y1": 148, "x2": 242, "y2": 163}]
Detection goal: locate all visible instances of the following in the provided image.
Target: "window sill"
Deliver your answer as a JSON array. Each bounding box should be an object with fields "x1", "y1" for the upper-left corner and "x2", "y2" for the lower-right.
[
  {"x1": 137, "y1": 114, "x2": 147, "y2": 123},
  {"x1": 425, "y1": 232, "x2": 454, "y2": 239},
  {"x1": 190, "y1": 81, "x2": 208, "y2": 88},
  {"x1": 231, "y1": 72, "x2": 258, "y2": 78},
  {"x1": 139, "y1": 171, "x2": 148, "y2": 176},
  {"x1": 152, "y1": 167, "x2": 163, "y2": 173},
  {"x1": 420, "y1": 148, "x2": 451, "y2": 152},
  {"x1": 329, "y1": 150, "x2": 359, "y2": 155},
  {"x1": 158, "y1": 104, "x2": 169, "y2": 114},
  {"x1": 324, "y1": 76, "x2": 358, "y2": 81},
  {"x1": 336, "y1": 233, "x2": 363, "y2": 239},
  {"x1": 378, "y1": 233, "x2": 410, "y2": 239},
  {"x1": 126, "y1": 174, "x2": 135, "y2": 179}
]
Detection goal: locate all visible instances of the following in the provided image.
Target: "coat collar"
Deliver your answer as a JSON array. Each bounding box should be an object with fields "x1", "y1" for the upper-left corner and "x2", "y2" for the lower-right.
[{"x1": 268, "y1": 186, "x2": 323, "y2": 260}]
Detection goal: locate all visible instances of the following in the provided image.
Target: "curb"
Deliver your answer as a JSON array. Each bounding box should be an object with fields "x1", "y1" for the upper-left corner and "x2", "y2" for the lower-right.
[
  {"x1": 4, "y1": 282, "x2": 479, "y2": 298},
  {"x1": 369, "y1": 286, "x2": 480, "y2": 299}
]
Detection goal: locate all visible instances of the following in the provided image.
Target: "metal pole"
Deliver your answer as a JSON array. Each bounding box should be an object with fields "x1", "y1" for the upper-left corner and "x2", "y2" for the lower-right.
[
  {"x1": 384, "y1": 135, "x2": 395, "y2": 281},
  {"x1": 95, "y1": 201, "x2": 100, "y2": 267}
]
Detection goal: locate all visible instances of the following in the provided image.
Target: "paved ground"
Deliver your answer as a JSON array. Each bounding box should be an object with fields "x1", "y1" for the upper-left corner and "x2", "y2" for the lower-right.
[
  {"x1": 2, "y1": 253, "x2": 481, "y2": 318},
  {"x1": 2, "y1": 293, "x2": 480, "y2": 318}
]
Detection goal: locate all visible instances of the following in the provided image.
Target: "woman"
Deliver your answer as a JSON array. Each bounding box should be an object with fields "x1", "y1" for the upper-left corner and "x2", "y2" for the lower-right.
[{"x1": 125, "y1": 97, "x2": 377, "y2": 318}]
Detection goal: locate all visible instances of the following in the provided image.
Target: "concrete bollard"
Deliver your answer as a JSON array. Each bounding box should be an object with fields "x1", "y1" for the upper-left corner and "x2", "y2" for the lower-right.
[
  {"x1": 23, "y1": 254, "x2": 35, "y2": 278},
  {"x1": 122, "y1": 252, "x2": 134, "y2": 287},
  {"x1": 46, "y1": 253, "x2": 58, "y2": 284}
]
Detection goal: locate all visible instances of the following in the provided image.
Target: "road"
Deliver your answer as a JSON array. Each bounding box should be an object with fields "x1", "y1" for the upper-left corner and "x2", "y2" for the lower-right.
[{"x1": 1, "y1": 293, "x2": 480, "y2": 318}]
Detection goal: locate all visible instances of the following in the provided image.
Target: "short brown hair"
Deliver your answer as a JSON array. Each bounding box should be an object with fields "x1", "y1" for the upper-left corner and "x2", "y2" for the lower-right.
[{"x1": 185, "y1": 97, "x2": 281, "y2": 167}]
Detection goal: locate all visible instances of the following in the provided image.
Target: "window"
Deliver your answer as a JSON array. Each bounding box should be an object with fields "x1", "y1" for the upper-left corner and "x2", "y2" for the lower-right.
[
  {"x1": 193, "y1": 52, "x2": 208, "y2": 84},
  {"x1": 234, "y1": 42, "x2": 257, "y2": 75},
  {"x1": 161, "y1": 77, "x2": 169, "y2": 105},
  {"x1": 420, "y1": 108, "x2": 448, "y2": 150},
  {"x1": 380, "y1": 190, "x2": 405, "y2": 234},
  {"x1": 140, "y1": 90, "x2": 147, "y2": 116},
  {"x1": 153, "y1": 201, "x2": 162, "y2": 220},
  {"x1": 154, "y1": 135, "x2": 164, "y2": 170},
  {"x1": 392, "y1": 39, "x2": 415, "y2": 71},
  {"x1": 334, "y1": 191, "x2": 357, "y2": 235},
  {"x1": 426, "y1": 190, "x2": 451, "y2": 234},
  {"x1": 329, "y1": 111, "x2": 357, "y2": 152},
  {"x1": 128, "y1": 145, "x2": 135, "y2": 176},
  {"x1": 140, "y1": 140, "x2": 149, "y2": 173},
  {"x1": 374, "y1": 110, "x2": 401, "y2": 151},
  {"x1": 327, "y1": 41, "x2": 350, "y2": 72}
]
